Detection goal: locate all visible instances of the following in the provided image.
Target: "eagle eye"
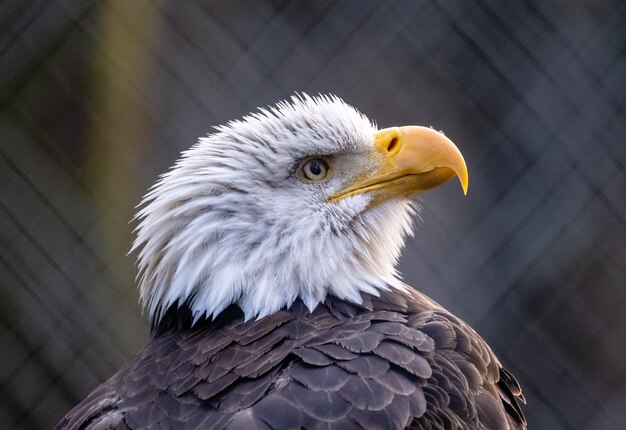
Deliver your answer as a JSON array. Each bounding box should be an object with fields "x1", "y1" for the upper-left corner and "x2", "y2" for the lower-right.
[{"x1": 298, "y1": 157, "x2": 331, "y2": 182}]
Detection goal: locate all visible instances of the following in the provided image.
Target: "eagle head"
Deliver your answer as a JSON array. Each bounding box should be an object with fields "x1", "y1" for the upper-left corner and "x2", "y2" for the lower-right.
[{"x1": 133, "y1": 95, "x2": 468, "y2": 324}]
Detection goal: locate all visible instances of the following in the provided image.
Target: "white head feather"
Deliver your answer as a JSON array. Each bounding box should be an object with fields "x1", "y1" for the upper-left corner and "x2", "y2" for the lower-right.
[{"x1": 132, "y1": 94, "x2": 417, "y2": 324}]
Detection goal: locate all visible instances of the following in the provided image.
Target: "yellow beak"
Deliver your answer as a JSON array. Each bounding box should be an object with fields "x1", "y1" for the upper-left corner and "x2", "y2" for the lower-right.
[{"x1": 329, "y1": 126, "x2": 468, "y2": 205}]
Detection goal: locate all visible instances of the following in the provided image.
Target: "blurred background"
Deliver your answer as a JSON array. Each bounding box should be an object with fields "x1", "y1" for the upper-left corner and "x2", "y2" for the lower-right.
[{"x1": 1, "y1": 1, "x2": 625, "y2": 428}]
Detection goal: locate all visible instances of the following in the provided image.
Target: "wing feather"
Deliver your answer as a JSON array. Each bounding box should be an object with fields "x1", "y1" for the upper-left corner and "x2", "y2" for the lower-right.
[{"x1": 56, "y1": 290, "x2": 526, "y2": 429}]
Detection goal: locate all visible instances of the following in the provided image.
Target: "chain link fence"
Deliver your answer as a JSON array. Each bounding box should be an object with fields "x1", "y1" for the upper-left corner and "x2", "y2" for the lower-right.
[{"x1": 1, "y1": 1, "x2": 625, "y2": 428}]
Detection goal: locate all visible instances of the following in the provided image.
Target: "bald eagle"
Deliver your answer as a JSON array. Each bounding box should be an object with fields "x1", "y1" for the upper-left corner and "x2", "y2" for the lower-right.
[{"x1": 56, "y1": 95, "x2": 526, "y2": 429}]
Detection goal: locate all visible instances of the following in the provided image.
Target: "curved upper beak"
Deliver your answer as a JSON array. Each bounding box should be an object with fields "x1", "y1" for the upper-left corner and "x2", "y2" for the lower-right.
[{"x1": 329, "y1": 126, "x2": 468, "y2": 205}]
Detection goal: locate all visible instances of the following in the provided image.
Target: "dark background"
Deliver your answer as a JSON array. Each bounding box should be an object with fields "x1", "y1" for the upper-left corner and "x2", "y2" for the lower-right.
[{"x1": 1, "y1": 1, "x2": 625, "y2": 429}]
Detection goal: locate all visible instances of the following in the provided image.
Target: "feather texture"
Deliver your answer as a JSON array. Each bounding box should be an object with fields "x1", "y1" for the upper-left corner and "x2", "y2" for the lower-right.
[{"x1": 56, "y1": 289, "x2": 526, "y2": 430}]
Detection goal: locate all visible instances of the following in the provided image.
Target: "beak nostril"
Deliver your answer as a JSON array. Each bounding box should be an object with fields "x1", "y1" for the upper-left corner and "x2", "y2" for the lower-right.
[{"x1": 387, "y1": 137, "x2": 399, "y2": 153}]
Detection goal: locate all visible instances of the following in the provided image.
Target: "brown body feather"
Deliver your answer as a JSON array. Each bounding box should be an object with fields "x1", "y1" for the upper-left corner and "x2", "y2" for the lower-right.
[{"x1": 56, "y1": 289, "x2": 526, "y2": 430}]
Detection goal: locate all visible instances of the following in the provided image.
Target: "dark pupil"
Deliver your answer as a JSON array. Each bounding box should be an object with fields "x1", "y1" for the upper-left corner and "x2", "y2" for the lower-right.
[{"x1": 309, "y1": 160, "x2": 322, "y2": 176}]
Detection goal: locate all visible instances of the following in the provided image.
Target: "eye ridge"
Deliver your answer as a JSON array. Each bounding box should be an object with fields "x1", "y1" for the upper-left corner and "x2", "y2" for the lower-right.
[{"x1": 298, "y1": 157, "x2": 331, "y2": 182}]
